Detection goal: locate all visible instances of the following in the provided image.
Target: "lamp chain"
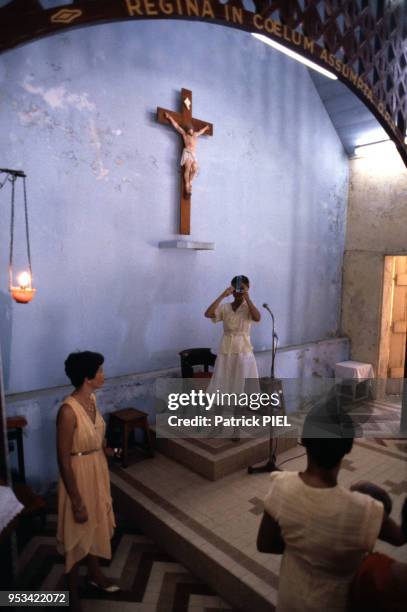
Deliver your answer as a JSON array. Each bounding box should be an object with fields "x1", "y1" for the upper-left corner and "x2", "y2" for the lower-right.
[
  {"x1": 7, "y1": 174, "x2": 32, "y2": 288},
  {"x1": 23, "y1": 176, "x2": 33, "y2": 280},
  {"x1": 8, "y1": 176, "x2": 15, "y2": 289}
]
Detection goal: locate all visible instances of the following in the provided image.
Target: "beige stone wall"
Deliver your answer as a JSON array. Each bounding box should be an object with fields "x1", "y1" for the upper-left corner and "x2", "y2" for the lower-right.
[{"x1": 341, "y1": 153, "x2": 407, "y2": 374}]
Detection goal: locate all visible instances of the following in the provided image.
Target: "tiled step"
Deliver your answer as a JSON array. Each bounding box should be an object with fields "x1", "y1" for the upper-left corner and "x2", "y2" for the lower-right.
[
  {"x1": 110, "y1": 454, "x2": 281, "y2": 612},
  {"x1": 151, "y1": 431, "x2": 298, "y2": 480}
]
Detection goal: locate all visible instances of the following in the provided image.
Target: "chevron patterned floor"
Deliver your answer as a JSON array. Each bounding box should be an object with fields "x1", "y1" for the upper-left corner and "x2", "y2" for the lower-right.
[
  {"x1": 13, "y1": 398, "x2": 405, "y2": 611},
  {"x1": 15, "y1": 513, "x2": 234, "y2": 611}
]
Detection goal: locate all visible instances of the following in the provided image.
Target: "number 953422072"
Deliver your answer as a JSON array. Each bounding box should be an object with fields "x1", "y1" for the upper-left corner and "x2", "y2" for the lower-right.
[{"x1": 1, "y1": 592, "x2": 69, "y2": 607}]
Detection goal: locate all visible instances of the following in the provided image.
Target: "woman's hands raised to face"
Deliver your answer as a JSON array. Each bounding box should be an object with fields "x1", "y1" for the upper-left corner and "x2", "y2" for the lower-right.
[{"x1": 241, "y1": 283, "x2": 250, "y2": 300}]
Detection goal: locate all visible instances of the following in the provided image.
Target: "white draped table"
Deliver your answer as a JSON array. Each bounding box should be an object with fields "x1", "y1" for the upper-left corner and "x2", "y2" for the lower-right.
[
  {"x1": 335, "y1": 360, "x2": 374, "y2": 380},
  {"x1": 335, "y1": 360, "x2": 374, "y2": 401},
  {"x1": 0, "y1": 486, "x2": 23, "y2": 534}
]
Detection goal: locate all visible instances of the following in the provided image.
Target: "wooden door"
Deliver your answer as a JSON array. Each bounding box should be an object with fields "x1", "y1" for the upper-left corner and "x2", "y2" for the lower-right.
[{"x1": 387, "y1": 257, "x2": 407, "y2": 394}]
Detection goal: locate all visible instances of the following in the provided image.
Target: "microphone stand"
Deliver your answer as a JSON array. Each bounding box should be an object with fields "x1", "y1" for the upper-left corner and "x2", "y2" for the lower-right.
[
  {"x1": 265, "y1": 305, "x2": 277, "y2": 380},
  {"x1": 248, "y1": 303, "x2": 281, "y2": 474}
]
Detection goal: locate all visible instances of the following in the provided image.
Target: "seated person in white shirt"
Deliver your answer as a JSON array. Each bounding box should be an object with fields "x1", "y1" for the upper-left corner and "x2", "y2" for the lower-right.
[{"x1": 256, "y1": 399, "x2": 405, "y2": 612}]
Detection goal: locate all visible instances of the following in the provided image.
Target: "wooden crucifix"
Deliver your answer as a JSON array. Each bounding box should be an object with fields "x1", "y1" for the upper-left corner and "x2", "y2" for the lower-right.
[{"x1": 157, "y1": 88, "x2": 213, "y2": 235}]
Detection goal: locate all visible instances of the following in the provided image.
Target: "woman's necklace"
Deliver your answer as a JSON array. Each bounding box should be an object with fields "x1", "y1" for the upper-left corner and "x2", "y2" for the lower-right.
[{"x1": 74, "y1": 393, "x2": 96, "y2": 421}]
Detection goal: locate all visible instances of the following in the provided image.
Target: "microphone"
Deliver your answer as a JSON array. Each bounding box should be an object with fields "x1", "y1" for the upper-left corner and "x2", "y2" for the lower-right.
[{"x1": 263, "y1": 302, "x2": 276, "y2": 337}]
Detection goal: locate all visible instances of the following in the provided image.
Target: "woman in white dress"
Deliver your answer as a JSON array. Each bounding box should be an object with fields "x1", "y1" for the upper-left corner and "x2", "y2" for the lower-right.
[{"x1": 204, "y1": 276, "x2": 261, "y2": 397}]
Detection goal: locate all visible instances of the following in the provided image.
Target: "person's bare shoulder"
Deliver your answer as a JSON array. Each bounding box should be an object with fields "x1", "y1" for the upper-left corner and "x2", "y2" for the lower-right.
[{"x1": 57, "y1": 403, "x2": 76, "y2": 428}]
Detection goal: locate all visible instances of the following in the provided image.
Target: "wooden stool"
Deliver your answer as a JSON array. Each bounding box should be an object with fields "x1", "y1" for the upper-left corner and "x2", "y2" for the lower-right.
[{"x1": 108, "y1": 408, "x2": 154, "y2": 468}]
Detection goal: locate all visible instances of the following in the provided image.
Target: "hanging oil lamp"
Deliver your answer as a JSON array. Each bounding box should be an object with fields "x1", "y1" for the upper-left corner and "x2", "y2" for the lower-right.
[
  {"x1": 10, "y1": 270, "x2": 36, "y2": 304},
  {"x1": 0, "y1": 168, "x2": 36, "y2": 304}
]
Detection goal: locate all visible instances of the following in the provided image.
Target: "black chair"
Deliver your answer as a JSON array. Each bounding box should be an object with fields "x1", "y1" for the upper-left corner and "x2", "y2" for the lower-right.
[{"x1": 179, "y1": 348, "x2": 216, "y2": 378}]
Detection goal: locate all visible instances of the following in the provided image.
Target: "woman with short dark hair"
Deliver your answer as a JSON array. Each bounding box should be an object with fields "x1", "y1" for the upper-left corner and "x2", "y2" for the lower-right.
[{"x1": 57, "y1": 351, "x2": 118, "y2": 612}]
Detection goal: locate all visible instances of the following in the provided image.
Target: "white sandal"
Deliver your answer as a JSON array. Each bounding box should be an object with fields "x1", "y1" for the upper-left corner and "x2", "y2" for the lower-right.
[{"x1": 89, "y1": 580, "x2": 120, "y2": 593}]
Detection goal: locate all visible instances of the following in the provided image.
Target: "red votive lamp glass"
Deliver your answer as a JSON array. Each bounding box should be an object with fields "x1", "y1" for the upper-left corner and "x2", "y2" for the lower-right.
[{"x1": 10, "y1": 271, "x2": 36, "y2": 304}]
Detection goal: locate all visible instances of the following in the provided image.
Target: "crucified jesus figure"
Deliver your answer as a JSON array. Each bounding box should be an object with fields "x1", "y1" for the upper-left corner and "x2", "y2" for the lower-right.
[{"x1": 164, "y1": 111, "x2": 209, "y2": 196}]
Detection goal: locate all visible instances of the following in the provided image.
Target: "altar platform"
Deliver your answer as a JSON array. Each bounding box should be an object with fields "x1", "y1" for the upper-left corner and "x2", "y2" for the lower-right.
[{"x1": 152, "y1": 431, "x2": 298, "y2": 480}]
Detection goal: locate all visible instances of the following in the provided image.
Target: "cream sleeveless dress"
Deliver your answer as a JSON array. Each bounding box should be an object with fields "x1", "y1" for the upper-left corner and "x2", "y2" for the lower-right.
[
  {"x1": 207, "y1": 302, "x2": 260, "y2": 395},
  {"x1": 57, "y1": 395, "x2": 115, "y2": 573}
]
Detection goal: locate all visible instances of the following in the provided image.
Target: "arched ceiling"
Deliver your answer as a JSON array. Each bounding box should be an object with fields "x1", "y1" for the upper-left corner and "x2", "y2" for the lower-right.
[
  {"x1": 309, "y1": 70, "x2": 388, "y2": 155},
  {"x1": 0, "y1": 0, "x2": 406, "y2": 165}
]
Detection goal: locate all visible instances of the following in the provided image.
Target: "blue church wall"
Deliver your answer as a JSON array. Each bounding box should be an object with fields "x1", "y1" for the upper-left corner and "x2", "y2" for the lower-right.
[{"x1": 0, "y1": 19, "x2": 348, "y2": 395}]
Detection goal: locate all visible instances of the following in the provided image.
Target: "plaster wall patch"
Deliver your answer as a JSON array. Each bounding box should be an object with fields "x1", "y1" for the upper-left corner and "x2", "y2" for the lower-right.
[
  {"x1": 89, "y1": 118, "x2": 110, "y2": 180},
  {"x1": 22, "y1": 78, "x2": 95, "y2": 111}
]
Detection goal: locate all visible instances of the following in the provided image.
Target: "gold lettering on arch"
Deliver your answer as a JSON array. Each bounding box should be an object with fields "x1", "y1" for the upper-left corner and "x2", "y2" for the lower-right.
[
  {"x1": 125, "y1": 0, "x2": 143, "y2": 16},
  {"x1": 185, "y1": 0, "x2": 200, "y2": 17},
  {"x1": 253, "y1": 14, "x2": 263, "y2": 30},
  {"x1": 303, "y1": 36, "x2": 314, "y2": 53},
  {"x1": 231, "y1": 6, "x2": 243, "y2": 24},
  {"x1": 159, "y1": 0, "x2": 174, "y2": 15},
  {"x1": 144, "y1": 0, "x2": 158, "y2": 16},
  {"x1": 202, "y1": 0, "x2": 215, "y2": 19}
]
